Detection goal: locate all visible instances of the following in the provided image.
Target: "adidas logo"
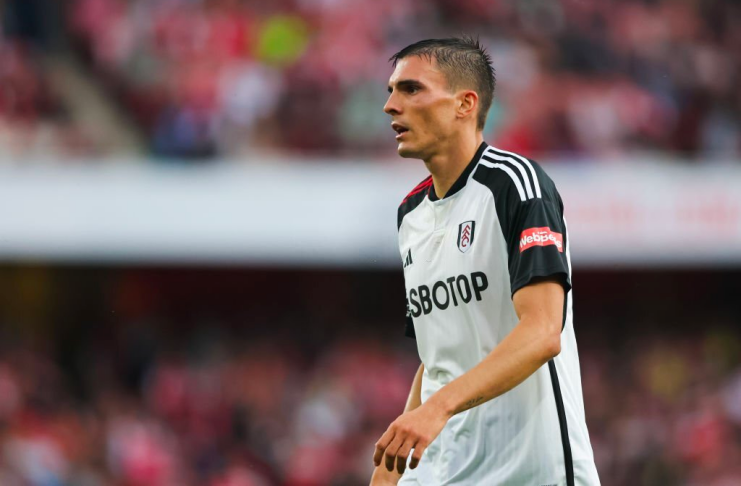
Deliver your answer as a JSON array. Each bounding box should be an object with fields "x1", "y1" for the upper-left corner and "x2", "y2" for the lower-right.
[{"x1": 403, "y1": 248, "x2": 413, "y2": 268}]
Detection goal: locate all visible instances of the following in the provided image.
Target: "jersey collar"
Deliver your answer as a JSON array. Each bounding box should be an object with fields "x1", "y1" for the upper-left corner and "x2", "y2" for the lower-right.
[{"x1": 428, "y1": 141, "x2": 488, "y2": 202}]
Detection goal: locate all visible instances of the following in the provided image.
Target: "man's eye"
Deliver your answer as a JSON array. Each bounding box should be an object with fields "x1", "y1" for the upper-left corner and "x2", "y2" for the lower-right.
[{"x1": 407, "y1": 86, "x2": 419, "y2": 94}]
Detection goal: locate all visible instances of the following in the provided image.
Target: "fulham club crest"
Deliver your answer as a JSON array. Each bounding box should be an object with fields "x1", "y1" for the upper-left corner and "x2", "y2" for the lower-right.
[{"x1": 457, "y1": 220, "x2": 476, "y2": 253}]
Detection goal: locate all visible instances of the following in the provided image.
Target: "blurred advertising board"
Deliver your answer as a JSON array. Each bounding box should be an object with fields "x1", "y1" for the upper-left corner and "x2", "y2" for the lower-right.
[
  {"x1": 1, "y1": 158, "x2": 739, "y2": 268},
  {"x1": 555, "y1": 162, "x2": 741, "y2": 267}
]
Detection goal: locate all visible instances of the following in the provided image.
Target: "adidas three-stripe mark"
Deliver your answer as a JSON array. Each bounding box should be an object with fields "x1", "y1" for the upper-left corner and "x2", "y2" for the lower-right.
[{"x1": 479, "y1": 147, "x2": 542, "y2": 202}]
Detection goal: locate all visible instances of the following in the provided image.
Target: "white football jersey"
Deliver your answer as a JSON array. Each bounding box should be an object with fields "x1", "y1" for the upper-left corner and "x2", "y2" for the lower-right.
[{"x1": 397, "y1": 143, "x2": 600, "y2": 486}]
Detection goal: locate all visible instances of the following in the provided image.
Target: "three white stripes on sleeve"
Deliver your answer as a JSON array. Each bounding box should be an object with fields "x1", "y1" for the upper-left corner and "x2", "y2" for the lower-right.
[{"x1": 479, "y1": 147, "x2": 542, "y2": 202}]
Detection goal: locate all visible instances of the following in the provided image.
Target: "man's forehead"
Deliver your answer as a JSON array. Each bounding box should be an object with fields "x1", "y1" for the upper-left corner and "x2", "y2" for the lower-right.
[{"x1": 388, "y1": 56, "x2": 444, "y2": 85}]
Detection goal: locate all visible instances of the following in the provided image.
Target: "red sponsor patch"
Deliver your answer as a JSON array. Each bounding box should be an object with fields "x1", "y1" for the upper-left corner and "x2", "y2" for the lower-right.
[{"x1": 519, "y1": 227, "x2": 563, "y2": 253}]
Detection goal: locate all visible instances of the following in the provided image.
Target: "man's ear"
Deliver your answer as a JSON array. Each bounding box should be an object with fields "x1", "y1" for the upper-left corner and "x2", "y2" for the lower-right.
[{"x1": 456, "y1": 90, "x2": 479, "y2": 121}]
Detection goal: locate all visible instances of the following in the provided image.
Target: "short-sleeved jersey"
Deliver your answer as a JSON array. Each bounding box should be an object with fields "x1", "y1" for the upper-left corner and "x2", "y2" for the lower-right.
[{"x1": 397, "y1": 143, "x2": 599, "y2": 486}]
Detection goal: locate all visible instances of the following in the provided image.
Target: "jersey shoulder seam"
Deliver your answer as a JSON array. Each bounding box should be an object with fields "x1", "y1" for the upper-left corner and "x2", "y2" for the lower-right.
[
  {"x1": 398, "y1": 176, "x2": 432, "y2": 230},
  {"x1": 401, "y1": 175, "x2": 432, "y2": 205}
]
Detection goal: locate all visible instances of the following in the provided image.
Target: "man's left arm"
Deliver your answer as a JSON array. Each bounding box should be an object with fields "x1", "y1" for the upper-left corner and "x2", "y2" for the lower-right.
[{"x1": 373, "y1": 278, "x2": 564, "y2": 474}]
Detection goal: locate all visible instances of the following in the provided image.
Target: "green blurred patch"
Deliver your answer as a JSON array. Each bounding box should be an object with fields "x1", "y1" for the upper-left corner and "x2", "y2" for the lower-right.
[{"x1": 255, "y1": 15, "x2": 310, "y2": 67}]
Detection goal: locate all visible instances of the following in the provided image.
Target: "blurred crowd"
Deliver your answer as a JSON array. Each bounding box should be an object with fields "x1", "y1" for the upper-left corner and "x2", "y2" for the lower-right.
[
  {"x1": 0, "y1": 325, "x2": 740, "y2": 486},
  {"x1": 583, "y1": 329, "x2": 741, "y2": 486},
  {"x1": 2, "y1": 0, "x2": 740, "y2": 159},
  {"x1": 0, "y1": 38, "x2": 94, "y2": 158},
  {"x1": 65, "y1": 0, "x2": 740, "y2": 159},
  {"x1": 0, "y1": 331, "x2": 419, "y2": 486}
]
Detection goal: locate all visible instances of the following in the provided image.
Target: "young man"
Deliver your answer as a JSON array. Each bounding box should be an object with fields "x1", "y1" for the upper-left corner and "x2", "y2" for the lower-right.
[{"x1": 371, "y1": 38, "x2": 600, "y2": 485}]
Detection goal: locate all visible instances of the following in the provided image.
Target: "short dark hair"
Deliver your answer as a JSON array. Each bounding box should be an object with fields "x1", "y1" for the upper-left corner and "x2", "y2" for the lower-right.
[{"x1": 389, "y1": 36, "x2": 496, "y2": 130}]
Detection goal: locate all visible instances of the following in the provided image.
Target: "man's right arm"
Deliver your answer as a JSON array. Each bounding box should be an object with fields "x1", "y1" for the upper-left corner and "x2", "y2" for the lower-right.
[{"x1": 370, "y1": 363, "x2": 424, "y2": 485}]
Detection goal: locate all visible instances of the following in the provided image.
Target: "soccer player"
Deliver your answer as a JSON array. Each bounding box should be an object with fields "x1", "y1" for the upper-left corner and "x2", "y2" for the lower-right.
[{"x1": 370, "y1": 37, "x2": 600, "y2": 485}]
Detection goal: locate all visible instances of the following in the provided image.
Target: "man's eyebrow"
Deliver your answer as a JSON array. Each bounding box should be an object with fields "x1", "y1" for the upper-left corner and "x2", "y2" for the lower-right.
[{"x1": 388, "y1": 79, "x2": 424, "y2": 93}]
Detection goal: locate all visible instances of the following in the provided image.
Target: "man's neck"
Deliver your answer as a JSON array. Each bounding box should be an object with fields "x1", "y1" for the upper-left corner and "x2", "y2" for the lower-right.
[{"x1": 425, "y1": 132, "x2": 484, "y2": 199}]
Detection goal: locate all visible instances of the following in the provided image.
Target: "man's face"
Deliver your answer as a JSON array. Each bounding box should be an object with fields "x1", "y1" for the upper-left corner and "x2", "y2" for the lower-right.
[{"x1": 384, "y1": 56, "x2": 458, "y2": 160}]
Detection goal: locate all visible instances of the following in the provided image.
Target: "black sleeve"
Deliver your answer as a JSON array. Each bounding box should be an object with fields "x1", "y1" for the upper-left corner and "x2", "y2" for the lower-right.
[
  {"x1": 475, "y1": 162, "x2": 571, "y2": 297},
  {"x1": 504, "y1": 196, "x2": 571, "y2": 296}
]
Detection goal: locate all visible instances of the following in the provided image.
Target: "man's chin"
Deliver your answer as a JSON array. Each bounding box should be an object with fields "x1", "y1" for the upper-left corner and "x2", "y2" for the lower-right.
[{"x1": 396, "y1": 142, "x2": 423, "y2": 159}]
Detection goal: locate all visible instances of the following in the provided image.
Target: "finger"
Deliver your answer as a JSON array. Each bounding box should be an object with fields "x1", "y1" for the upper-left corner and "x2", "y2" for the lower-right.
[
  {"x1": 373, "y1": 429, "x2": 395, "y2": 466},
  {"x1": 395, "y1": 438, "x2": 416, "y2": 474},
  {"x1": 384, "y1": 436, "x2": 404, "y2": 472},
  {"x1": 409, "y1": 440, "x2": 429, "y2": 470}
]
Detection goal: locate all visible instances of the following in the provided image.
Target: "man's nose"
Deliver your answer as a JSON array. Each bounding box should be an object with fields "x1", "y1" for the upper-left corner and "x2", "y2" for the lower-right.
[{"x1": 384, "y1": 93, "x2": 400, "y2": 116}]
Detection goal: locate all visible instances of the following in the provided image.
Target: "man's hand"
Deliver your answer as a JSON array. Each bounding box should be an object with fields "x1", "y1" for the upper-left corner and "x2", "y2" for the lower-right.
[{"x1": 373, "y1": 400, "x2": 449, "y2": 474}]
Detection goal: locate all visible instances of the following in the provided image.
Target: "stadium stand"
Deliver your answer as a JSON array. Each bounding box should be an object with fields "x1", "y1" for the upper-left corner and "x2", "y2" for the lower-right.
[
  {"x1": 0, "y1": 268, "x2": 739, "y2": 485},
  {"x1": 1, "y1": 0, "x2": 142, "y2": 158},
  {"x1": 0, "y1": 38, "x2": 90, "y2": 157},
  {"x1": 64, "y1": 0, "x2": 741, "y2": 159}
]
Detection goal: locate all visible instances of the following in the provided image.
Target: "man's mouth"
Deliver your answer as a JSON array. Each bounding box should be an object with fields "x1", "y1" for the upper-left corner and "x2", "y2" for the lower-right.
[{"x1": 392, "y1": 122, "x2": 409, "y2": 140}]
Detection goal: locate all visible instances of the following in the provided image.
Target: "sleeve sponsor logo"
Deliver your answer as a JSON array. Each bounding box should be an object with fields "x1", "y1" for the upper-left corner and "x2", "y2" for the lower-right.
[{"x1": 519, "y1": 227, "x2": 563, "y2": 253}]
